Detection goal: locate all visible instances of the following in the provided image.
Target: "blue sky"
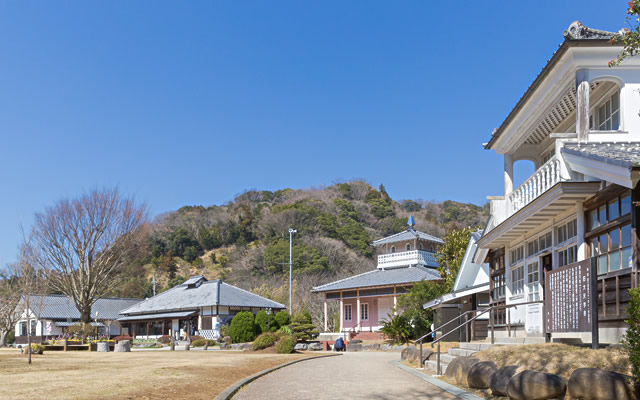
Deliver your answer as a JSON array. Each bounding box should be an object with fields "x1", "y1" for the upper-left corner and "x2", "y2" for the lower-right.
[{"x1": 0, "y1": 1, "x2": 628, "y2": 265}]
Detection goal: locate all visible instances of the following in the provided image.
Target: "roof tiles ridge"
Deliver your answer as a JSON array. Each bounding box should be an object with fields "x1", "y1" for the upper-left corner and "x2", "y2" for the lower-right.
[
  {"x1": 219, "y1": 281, "x2": 285, "y2": 306},
  {"x1": 312, "y1": 269, "x2": 380, "y2": 290}
]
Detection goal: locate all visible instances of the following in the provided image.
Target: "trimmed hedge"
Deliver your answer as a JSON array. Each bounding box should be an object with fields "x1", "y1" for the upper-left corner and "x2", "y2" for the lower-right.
[
  {"x1": 252, "y1": 332, "x2": 277, "y2": 350},
  {"x1": 275, "y1": 311, "x2": 291, "y2": 328},
  {"x1": 157, "y1": 335, "x2": 172, "y2": 344},
  {"x1": 230, "y1": 311, "x2": 257, "y2": 343},
  {"x1": 276, "y1": 335, "x2": 296, "y2": 354},
  {"x1": 113, "y1": 335, "x2": 133, "y2": 343}
]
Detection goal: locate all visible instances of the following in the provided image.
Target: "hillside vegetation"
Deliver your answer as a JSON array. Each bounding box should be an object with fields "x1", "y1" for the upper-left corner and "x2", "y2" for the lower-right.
[{"x1": 111, "y1": 180, "x2": 488, "y2": 327}]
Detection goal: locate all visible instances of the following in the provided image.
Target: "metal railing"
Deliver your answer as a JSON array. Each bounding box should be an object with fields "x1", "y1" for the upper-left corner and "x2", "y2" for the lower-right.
[{"x1": 425, "y1": 300, "x2": 544, "y2": 375}]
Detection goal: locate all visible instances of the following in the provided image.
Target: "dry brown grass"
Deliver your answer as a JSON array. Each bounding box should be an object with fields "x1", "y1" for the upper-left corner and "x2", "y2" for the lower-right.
[
  {"x1": 474, "y1": 343, "x2": 631, "y2": 380},
  {"x1": 0, "y1": 348, "x2": 317, "y2": 399}
]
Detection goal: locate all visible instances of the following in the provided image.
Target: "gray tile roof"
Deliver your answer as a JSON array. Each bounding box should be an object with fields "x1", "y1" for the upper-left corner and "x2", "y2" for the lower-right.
[
  {"x1": 26, "y1": 295, "x2": 142, "y2": 320},
  {"x1": 562, "y1": 142, "x2": 640, "y2": 169},
  {"x1": 372, "y1": 229, "x2": 443, "y2": 246},
  {"x1": 119, "y1": 277, "x2": 285, "y2": 316},
  {"x1": 311, "y1": 265, "x2": 441, "y2": 293}
]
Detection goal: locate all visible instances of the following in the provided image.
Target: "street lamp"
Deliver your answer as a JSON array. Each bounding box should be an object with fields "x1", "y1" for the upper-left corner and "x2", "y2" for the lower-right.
[{"x1": 289, "y1": 228, "x2": 297, "y2": 315}]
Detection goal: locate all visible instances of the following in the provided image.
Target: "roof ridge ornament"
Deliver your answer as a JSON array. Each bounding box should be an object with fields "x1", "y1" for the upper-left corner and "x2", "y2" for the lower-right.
[
  {"x1": 563, "y1": 21, "x2": 616, "y2": 40},
  {"x1": 408, "y1": 214, "x2": 415, "y2": 230}
]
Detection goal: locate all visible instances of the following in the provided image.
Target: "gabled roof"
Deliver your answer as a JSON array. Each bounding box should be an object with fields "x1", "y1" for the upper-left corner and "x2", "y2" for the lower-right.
[
  {"x1": 24, "y1": 295, "x2": 142, "y2": 320},
  {"x1": 562, "y1": 142, "x2": 640, "y2": 169},
  {"x1": 311, "y1": 265, "x2": 440, "y2": 293},
  {"x1": 119, "y1": 278, "x2": 285, "y2": 316},
  {"x1": 372, "y1": 228, "x2": 443, "y2": 246},
  {"x1": 485, "y1": 21, "x2": 619, "y2": 150},
  {"x1": 452, "y1": 230, "x2": 490, "y2": 292}
]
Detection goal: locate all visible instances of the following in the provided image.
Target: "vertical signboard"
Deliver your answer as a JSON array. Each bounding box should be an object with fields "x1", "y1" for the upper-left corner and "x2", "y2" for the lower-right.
[{"x1": 545, "y1": 259, "x2": 595, "y2": 333}]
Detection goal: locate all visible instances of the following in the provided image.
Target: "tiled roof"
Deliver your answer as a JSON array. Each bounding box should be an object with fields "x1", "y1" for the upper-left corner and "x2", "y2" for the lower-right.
[
  {"x1": 311, "y1": 265, "x2": 441, "y2": 292},
  {"x1": 26, "y1": 295, "x2": 142, "y2": 320},
  {"x1": 562, "y1": 142, "x2": 640, "y2": 169},
  {"x1": 119, "y1": 277, "x2": 285, "y2": 316},
  {"x1": 372, "y1": 229, "x2": 443, "y2": 246},
  {"x1": 117, "y1": 311, "x2": 197, "y2": 321}
]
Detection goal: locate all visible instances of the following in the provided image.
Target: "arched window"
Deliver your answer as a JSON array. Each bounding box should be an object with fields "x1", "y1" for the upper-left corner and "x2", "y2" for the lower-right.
[
  {"x1": 419, "y1": 243, "x2": 423, "y2": 250},
  {"x1": 406, "y1": 243, "x2": 411, "y2": 251},
  {"x1": 391, "y1": 246, "x2": 396, "y2": 253}
]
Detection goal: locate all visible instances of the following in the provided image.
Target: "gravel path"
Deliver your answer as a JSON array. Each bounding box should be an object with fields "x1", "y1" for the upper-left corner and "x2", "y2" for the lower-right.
[{"x1": 234, "y1": 352, "x2": 458, "y2": 400}]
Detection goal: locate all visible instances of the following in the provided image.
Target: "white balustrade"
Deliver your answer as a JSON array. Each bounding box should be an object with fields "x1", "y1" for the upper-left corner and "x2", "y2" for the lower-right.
[
  {"x1": 508, "y1": 156, "x2": 562, "y2": 214},
  {"x1": 377, "y1": 250, "x2": 438, "y2": 269}
]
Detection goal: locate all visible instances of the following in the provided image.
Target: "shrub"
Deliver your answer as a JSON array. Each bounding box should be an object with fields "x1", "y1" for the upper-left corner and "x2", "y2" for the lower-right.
[
  {"x1": 219, "y1": 323, "x2": 230, "y2": 338},
  {"x1": 229, "y1": 311, "x2": 256, "y2": 343},
  {"x1": 29, "y1": 343, "x2": 44, "y2": 354},
  {"x1": 255, "y1": 310, "x2": 269, "y2": 334},
  {"x1": 191, "y1": 339, "x2": 207, "y2": 347},
  {"x1": 67, "y1": 323, "x2": 97, "y2": 339},
  {"x1": 275, "y1": 311, "x2": 291, "y2": 328},
  {"x1": 6, "y1": 330, "x2": 15, "y2": 344},
  {"x1": 275, "y1": 335, "x2": 296, "y2": 354},
  {"x1": 252, "y1": 332, "x2": 277, "y2": 350},
  {"x1": 289, "y1": 312, "x2": 319, "y2": 341},
  {"x1": 623, "y1": 287, "x2": 640, "y2": 383},
  {"x1": 157, "y1": 335, "x2": 172, "y2": 344},
  {"x1": 380, "y1": 313, "x2": 411, "y2": 344},
  {"x1": 113, "y1": 335, "x2": 133, "y2": 343},
  {"x1": 206, "y1": 339, "x2": 216, "y2": 346},
  {"x1": 279, "y1": 325, "x2": 292, "y2": 335},
  {"x1": 189, "y1": 335, "x2": 205, "y2": 342}
]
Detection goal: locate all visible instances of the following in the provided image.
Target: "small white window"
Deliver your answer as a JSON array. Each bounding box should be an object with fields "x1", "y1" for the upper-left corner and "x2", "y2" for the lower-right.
[
  {"x1": 344, "y1": 304, "x2": 352, "y2": 321},
  {"x1": 511, "y1": 265, "x2": 524, "y2": 296},
  {"x1": 406, "y1": 243, "x2": 411, "y2": 251},
  {"x1": 360, "y1": 303, "x2": 369, "y2": 321},
  {"x1": 527, "y1": 262, "x2": 540, "y2": 301}
]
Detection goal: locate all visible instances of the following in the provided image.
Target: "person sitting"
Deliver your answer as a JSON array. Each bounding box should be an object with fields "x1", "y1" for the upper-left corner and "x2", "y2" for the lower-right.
[{"x1": 334, "y1": 337, "x2": 345, "y2": 351}]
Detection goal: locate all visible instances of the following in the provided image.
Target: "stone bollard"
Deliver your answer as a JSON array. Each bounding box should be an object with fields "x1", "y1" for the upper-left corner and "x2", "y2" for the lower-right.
[
  {"x1": 170, "y1": 341, "x2": 175, "y2": 351},
  {"x1": 204, "y1": 343, "x2": 208, "y2": 350},
  {"x1": 114, "y1": 340, "x2": 131, "y2": 352},
  {"x1": 63, "y1": 340, "x2": 68, "y2": 352},
  {"x1": 185, "y1": 344, "x2": 190, "y2": 351},
  {"x1": 97, "y1": 342, "x2": 109, "y2": 352}
]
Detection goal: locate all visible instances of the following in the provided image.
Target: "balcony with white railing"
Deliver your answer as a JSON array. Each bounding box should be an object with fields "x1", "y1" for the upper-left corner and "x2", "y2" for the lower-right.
[
  {"x1": 508, "y1": 155, "x2": 564, "y2": 215},
  {"x1": 377, "y1": 250, "x2": 438, "y2": 269}
]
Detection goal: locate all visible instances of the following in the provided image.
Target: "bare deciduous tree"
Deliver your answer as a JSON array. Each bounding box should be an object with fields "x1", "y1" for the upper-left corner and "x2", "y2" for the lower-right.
[
  {"x1": 31, "y1": 188, "x2": 147, "y2": 323},
  {"x1": 0, "y1": 271, "x2": 21, "y2": 346}
]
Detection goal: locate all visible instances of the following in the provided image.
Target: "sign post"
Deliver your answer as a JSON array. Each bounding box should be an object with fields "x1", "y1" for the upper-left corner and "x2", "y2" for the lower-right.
[{"x1": 545, "y1": 258, "x2": 599, "y2": 348}]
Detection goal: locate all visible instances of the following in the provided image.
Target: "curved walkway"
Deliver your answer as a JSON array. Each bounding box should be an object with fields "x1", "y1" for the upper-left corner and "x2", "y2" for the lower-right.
[{"x1": 234, "y1": 352, "x2": 458, "y2": 400}]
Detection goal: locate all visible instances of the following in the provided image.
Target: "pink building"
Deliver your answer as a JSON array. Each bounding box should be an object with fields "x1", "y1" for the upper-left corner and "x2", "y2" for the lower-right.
[{"x1": 312, "y1": 216, "x2": 443, "y2": 335}]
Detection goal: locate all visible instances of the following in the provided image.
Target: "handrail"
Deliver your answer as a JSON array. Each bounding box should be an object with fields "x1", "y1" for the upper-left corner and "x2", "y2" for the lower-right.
[
  {"x1": 415, "y1": 310, "x2": 480, "y2": 344},
  {"x1": 424, "y1": 300, "x2": 544, "y2": 375}
]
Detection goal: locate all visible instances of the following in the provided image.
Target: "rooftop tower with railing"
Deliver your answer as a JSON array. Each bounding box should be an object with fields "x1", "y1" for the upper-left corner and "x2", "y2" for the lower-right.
[{"x1": 372, "y1": 215, "x2": 443, "y2": 269}]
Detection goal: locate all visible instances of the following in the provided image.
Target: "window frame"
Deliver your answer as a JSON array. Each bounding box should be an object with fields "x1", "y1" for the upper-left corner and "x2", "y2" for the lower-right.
[
  {"x1": 360, "y1": 303, "x2": 369, "y2": 321},
  {"x1": 344, "y1": 304, "x2": 352, "y2": 321},
  {"x1": 510, "y1": 263, "x2": 525, "y2": 297},
  {"x1": 527, "y1": 261, "x2": 541, "y2": 302}
]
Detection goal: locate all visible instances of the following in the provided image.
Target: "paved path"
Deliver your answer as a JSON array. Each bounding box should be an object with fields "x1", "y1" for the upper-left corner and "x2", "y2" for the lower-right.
[{"x1": 234, "y1": 352, "x2": 458, "y2": 400}]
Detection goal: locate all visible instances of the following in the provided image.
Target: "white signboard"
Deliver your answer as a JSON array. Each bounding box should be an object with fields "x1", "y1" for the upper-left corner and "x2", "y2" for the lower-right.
[{"x1": 526, "y1": 303, "x2": 542, "y2": 334}]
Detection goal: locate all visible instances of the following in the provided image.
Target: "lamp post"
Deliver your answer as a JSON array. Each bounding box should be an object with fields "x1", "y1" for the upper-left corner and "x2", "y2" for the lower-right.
[
  {"x1": 94, "y1": 311, "x2": 99, "y2": 343},
  {"x1": 288, "y1": 228, "x2": 297, "y2": 315}
]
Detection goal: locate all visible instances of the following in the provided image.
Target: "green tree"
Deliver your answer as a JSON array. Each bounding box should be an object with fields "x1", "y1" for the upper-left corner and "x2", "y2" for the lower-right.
[
  {"x1": 263, "y1": 239, "x2": 329, "y2": 274},
  {"x1": 289, "y1": 311, "x2": 319, "y2": 341},
  {"x1": 254, "y1": 310, "x2": 276, "y2": 333},
  {"x1": 610, "y1": 1, "x2": 640, "y2": 66},
  {"x1": 436, "y1": 227, "x2": 472, "y2": 292},
  {"x1": 274, "y1": 311, "x2": 291, "y2": 327},
  {"x1": 229, "y1": 311, "x2": 257, "y2": 343},
  {"x1": 167, "y1": 276, "x2": 186, "y2": 289},
  {"x1": 396, "y1": 280, "x2": 448, "y2": 339}
]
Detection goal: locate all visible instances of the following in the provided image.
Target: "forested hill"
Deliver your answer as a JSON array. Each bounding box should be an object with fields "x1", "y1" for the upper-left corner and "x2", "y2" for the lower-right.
[{"x1": 114, "y1": 180, "x2": 488, "y2": 314}]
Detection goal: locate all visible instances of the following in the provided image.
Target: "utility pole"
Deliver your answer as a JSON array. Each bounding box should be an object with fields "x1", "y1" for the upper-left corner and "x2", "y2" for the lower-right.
[{"x1": 288, "y1": 228, "x2": 297, "y2": 315}]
